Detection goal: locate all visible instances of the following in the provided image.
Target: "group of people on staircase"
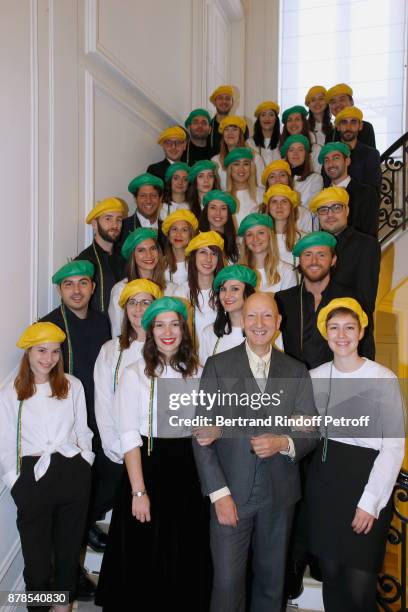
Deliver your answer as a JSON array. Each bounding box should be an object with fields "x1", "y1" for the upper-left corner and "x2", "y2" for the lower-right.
[{"x1": 0, "y1": 81, "x2": 405, "y2": 612}]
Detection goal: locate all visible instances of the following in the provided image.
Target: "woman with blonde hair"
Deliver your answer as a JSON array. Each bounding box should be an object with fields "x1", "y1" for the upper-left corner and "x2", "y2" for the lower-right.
[
  {"x1": 0, "y1": 322, "x2": 94, "y2": 612},
  {"x1": 238, "y1": 212, "x2": 297, "y2": 293},
  {"x1": 161, "y1": 209, "x2": 198, "y2": 289},
  {"x1": 225, "y1": 147, "x2": 262, "y2": 225},
  {"x1": 247, "y1": 100, "x2": 281, "y2": 166}
]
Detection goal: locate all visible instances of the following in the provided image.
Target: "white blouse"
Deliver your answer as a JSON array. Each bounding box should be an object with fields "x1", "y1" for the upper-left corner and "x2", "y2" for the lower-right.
[
  {"x1": 0, "y1": 375, "x2": 94, "y2": 489},
  {"x1": 94, "y1": 337, "x2": 144, "y2": 463},
  {"x1": 257, "y1": 261, "x2": 298, "y2": 294},
  {"x1": 199, "y1": 325, "x2": 245, "y2": 366},
  {"x1": 159, "y1": 200, "x2": 189, "y2": 222},
  {"x1": 293, "y1": 173, "x2": 323, "y2": 232},
  {"x1": 165, "y1": 260, "x2": 188, "y2": 287},
  {"x1": 234, "y1": 189, "x2": 260, "y2": 226},
  {"x1": 276, "y1": 232, "x2": 305, "y2": 268},
  {"x1": 212, "y1": 151, "x2": 264, "y2": 191},
  {"x1": 310, "y1": 359, "x2": 405, "y2": 518},
  {"x1": 173, "y1": 283, "x2": 217, "y2": 340},
  {"x1": 117, "y1": 360, "x2": 201, "y2": 452},
  {"x1": 108, "y1": 278, "x2": 127, "y2": 338},
  {"x1": 246, "y1": 137, "x2": 281, "y2": 167}
]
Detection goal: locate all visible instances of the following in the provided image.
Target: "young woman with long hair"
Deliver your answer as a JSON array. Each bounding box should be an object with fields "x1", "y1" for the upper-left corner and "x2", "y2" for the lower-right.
[
  {"x1": 225, "y1": 147, "x2": 262, "y2": 225},
  {"x1": 159, "y1": 162, "x2": 190, "y2": 220},
  {"x1": 161, "y1": 209, "x2": 198, "y2": 289},
  {"x1": 281, "y1": 134, "x2": 322, "y2": 229},
  {"x1": 198, "y1": 189, "x2": 239, "y2": 263},
  {"x1": 108, "y1": 227, "x2": 166, "y2": 336},
  {"x1": 279, "y1": 105, "x2": 311, "y2": 150},
  {"x1": 304, "y1": 298, "x2": 405, "y2": 612},
  {"x1": 247, "y1": 100, "x2": 281, "y2": 166},
  {"x1": 186, "y1": 159, "x2": 219, "y2": 218},
  {"x1": 305, "y1": 86, "x2": 334, "y2": 171},
  {"x1": 94, "y1": 279, "x2": 162, "y2": 465},
  {"x1": 199, "y1": 264, "x2": 257, "y2": 364},
  {"x1": 96, "y1": 297, "x2": 210, "y2": 611},
  {"x1": 173, "y1": 231, "x2": 224, "y2": 348},
  {"x1": 0, "y1": 322, "x2": 94, "y2": 612},
  {"x1": 238, "y1": 213, "x2": 297, "y2": 293}
]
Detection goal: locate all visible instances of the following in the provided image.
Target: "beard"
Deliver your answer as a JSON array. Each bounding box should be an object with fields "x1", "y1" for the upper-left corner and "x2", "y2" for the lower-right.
[
  {"x1": 301, "y1": 266, "x2": 331, "y2": 283},
  {"x1": 340, "y1": 130, "x2": 356, "y2": 142},
  {"x1": 96, "y1": 220, "x2": 120, "y2": 243}
]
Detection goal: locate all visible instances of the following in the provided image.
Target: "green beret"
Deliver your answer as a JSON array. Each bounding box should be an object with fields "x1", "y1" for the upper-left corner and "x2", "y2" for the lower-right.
[
  {"x1": 187, "y1": 160, "x2": 217, "y2": 183},
  {"x1": 237, "y1": 213, "x2": 273, "y2": 237},
  {"x1": 282, "y1": 105, "x2": 308, "y2": 124},
  {"x1": 280, "y1": 134, "x2": 311, "y2": 158},
  {"x1": 128, "y1": 173, "x2": 164, "y2": 195},
  {"x1": 318, "y1": 141, "x2": 351, "y2": 165},
  {"x1": 121, "y1": 227, "x2": 158, "y2": 261},
  {"x1": 52, "y1": 260, "x2": 95, "y2": 285},
  {"x1": 202, "y1": 189, "x2": 237, "y2": 214},
  {"x1": 213, "y1": 264, "x2": 257, "y2": 292},
  {"x1": 184, "y1": 108, "x2": 211, "y2": 127},
  {"x1": 141, "y1": 296, "x2": 188, "y2": 331},
  {"x1": 164, "y1": 162, "x2": 190, "y2": 183},
  {"x1": 224, "y1": 147, "x2": 254, "y2": 168},
  {"x1": 292, "y1": 231, "x2": 337, "y2": 257}
]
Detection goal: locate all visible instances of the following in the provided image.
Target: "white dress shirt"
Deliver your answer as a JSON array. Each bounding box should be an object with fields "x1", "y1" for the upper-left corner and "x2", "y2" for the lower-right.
[
  {"x1": 234, "y1": 189, "x2": 260, "y2": 226},
  {"x1": 108, "y1": 278, "x2": 127, "y2": 337},
  {"x1": 159, "y1": 201, "x2": 189, "y2": 221},
  {"x1": 173, "y1": 283, "x2": 217, "y2": 340},
  {"x1": 257, "y1": 261, "x2": 298, "y2": 294},
  {"x1": 293, "y1": 173, "x2": 323, "y2": 232},
  {"x1": 199, "y1": 325, "x2": 245, "y2": 366},
  {"x1": 0, "y1": 375, "x2": 94, "y2": 489},
  {"x1": 94, "y1": 337, "x2": 144, "y2": 463},
  {"x1": 246, "y1": 138, "x2": 281, "y2": 167},
  {"x1": 164, "y1": 260, "x2": 188, "y2": 287},
  {"x1": 136, "y1": 211, "x2": 159, "y2": 229}
]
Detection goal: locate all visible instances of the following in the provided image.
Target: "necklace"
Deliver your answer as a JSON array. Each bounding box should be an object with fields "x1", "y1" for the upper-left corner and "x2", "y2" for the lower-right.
[
  {"x1": 60, "y1": 303, "x2": 74, "y2": 374},
  {"x1": 147, "y1": 377, "x2": 155, "y2": 455},
  {"x1": 16, "y1": 400, "x2": 24, "y2": 474},
  {"x1": 321, "y1": 361, "x2": 333, "y2": 462},
  {"x1": 92, "y1": 241, "x2": 105, "y2": 312},
  {"x1": 113, "y1": 348, "x2": 124, "y2": 392}
]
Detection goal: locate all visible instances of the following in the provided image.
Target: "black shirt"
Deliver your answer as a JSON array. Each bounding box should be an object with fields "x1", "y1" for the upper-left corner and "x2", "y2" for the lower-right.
[
  {"x1": 346, "y1": 177, "x2": 379, "y2": 238},
  {"x1": 120, "y1": 212, "x2": 167, "y2": 252},
  {"x1": 146, "y1": 158, "x2": 171, "y2": 182},
  {"x1": 181, "y1": 140, "x2": 215, "y2": 166},
  {"x1": 333, "y1": 120, "x2": 376, "y2": 149},
  {"x1": 76, "y1": 241, "x2": 126, "y2": 315}
]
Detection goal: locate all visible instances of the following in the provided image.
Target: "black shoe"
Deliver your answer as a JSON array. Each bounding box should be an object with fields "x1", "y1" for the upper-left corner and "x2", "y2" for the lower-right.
[
  {"x1": 88, "y1": 523, "x2": 107, "y2": 552},
  {"x1": 285, "y1": 559, "x2": 305, "y2": 601},
  {"x1": 77, "y1": 566, "x2": 96, "y2": 601}
]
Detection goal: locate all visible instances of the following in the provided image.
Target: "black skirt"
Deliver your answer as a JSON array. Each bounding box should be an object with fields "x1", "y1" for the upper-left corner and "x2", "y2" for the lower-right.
[
  {"x1": 95, "y1": 436, "x2": 211, "y2": 611},
  {"x1": 304, "y1": 439, "x2": 393, "y2": 573}
]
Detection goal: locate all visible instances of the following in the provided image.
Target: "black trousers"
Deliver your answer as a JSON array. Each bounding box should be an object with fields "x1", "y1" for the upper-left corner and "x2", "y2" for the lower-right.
[{"x1": 11, "y1": 453, "x2": 91, "y2": 611}]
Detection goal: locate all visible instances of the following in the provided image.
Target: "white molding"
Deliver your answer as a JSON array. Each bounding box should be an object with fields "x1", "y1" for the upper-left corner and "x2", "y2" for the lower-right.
[
  {"x1": 84, "y1": 69, "x2": 95, "y2": 247},
  {"x1": 216, "y1": 0, "x2": 245, "y2": 22},
  {"x1": 47, "y1": 0, "x2": 55, "y2": 311},
  {"x1": 0, "y1": 536, "x2": 21, "y2": 586},
  {"x1": 30, "y1": 0, "x2": 39, "y2": 323},
  {"x1": 191, "y1": 0, "x2": 207, "y2": 108}
]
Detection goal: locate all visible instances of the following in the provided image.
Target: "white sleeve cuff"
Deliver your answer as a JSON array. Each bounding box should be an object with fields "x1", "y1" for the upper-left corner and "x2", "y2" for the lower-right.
[
  {"x1": 209, "y1": 486, "x2": 231, "y2": 503},
  {"x1": 3, "y1": 470, "x2": 18, "y2": 490},
  {"x1": 120, "y1": 431, "x2": 143, "y2": 455},
  {"x1": 80, "y1": 449, "x2": 95, "y2": 466},
  {"x1": 279, "y1": 436, "x2": 296, "y2": 460},
  {"x1": 357, "y1": 490, "x2": 379, "y2": 519}
]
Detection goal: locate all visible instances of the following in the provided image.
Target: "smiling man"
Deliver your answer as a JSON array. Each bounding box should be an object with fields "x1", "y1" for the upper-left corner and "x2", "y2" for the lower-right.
[
  {"x1": 326, "y1": 83, "x2": 376, "y2": 148},
  {"x1": 193, "y1": 292, "x2": 317, "y2": 612},
  {"x1": 208, "y1": 85, "x2": 235, "y2": 153},
  {"x1": 182, "y1": 108, "x2": 214, "y2": 165},
  {"x1": 146, "y1": 125, "x2": 187, "y2": 181}
]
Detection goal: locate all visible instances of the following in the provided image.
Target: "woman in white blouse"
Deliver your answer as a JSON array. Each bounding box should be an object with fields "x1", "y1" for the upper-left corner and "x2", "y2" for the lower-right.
[
  {"x1": 305, "y1": 85, "x2": 333, "y2": 172},
  {"x1": 108, "y1": 227, "x2": 166, "y2": 336},
  {"x1": 186, "y1": 159, "x2": 220, "y2": 219},
  {"x1": 159, "y1": 162, "x2": 190, "y2": 220},
  {"x1": 162, "y1": 209, "x2": 198, "y2": 290},
  {"x1": 225, "y1": 147, "x2": 262, "y2": 225},
  {"x1": 95, "y1": 297, "x2": 210, "y2": 611},
  {"x1": 0, "y1": 322, "x2": 94, "y2": 612},
  {"x1": 247, "y1": 100, "x2": 281, "y2": 167},
  {"x1": 238, "y1": 212, "x2": 297, "y2": 294},
  {"x1": 305, "y1": 298, "x2": 405, "y2": 612},
  {"x1": 198, "y1": 189, "x2": 239, "y2": 264},
  {"x1": 199, "y1": 264, "x2": 256, "y2": 365},
  {"x1": 94, "y1": 279, "x2": 162, "y2": 465}
]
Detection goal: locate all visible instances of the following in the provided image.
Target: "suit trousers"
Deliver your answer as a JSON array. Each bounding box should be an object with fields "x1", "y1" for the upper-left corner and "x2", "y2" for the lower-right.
[
  {"x1": 10, "y1": 453, "x2": 91, "y2": 610},
  {"x1": 210, "y1": 462, "x2": 295, "y2": 612}
]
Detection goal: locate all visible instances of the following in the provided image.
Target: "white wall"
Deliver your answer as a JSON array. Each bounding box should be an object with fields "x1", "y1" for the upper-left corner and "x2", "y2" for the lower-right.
[{"x1": 0, "y1": 0, "x2": 244, "y2": 594}]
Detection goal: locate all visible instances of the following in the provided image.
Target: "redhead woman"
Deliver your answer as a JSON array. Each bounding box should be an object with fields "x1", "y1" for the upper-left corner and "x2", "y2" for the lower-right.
[
  {"x1": 186, "y1": 159, "x2": 220, "y2": 219},
  {"x1": 0, "y1": 322, "x2": 94, "y2": 612},
  {"x1": 159, "y1": 162, "x2": 190, "y2": 220},
  {"x1": 247, "y1": 100, "x2": 281, "y2": 166},
  {"x1": 96, "y1": 297, "x2": 210, "y2": 611},
  {"x1": 198, "y1": 189, "x2": 239, "y2": 263},
  {"x1": 238, "y1": 213, "x2": 297, "y2": 294},
  {"x1": 162, "y1": 209, "x2": 198, "y2": 289},
  {"x1": 199, "y1": 264, "x2": 256, "y2": 364},
  {"x1": 305, "y1": 298, "x2": 405, "y2": 612},
  {"x1": 108, "y1": 227, "x2": 166, "y2": 336}
]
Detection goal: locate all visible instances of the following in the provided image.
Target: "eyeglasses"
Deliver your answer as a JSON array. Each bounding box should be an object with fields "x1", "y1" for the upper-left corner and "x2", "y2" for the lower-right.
[
  {"x1": 127, "y1": 299, "x2": 153, "y2": 308},
  {"x1": 163, "y1": 140, "x2": 184, "y2": 147},
  {"x1": 317, "y1": 204, "x2": 345, "y2": 216}
]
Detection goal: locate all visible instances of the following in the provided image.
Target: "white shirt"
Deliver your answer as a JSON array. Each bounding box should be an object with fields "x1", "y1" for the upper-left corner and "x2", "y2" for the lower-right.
[
  {"x1": 199, "y1": 325, "x2": 244, "y2": 366},
  {"x1": 310, "y1": 359, "x2": 405, "y2": 518},
  {"x1": 212, "y1": 151, "x2": 265, "y2": 192},
  {"x1": 94, "y1": 337, "x2": 144, "y2": 463},
  {"x1": 117, "y1": 359, "x2": 201, "y2": 453},
  {"x1": 332, "y1": 175, "x2": 351, "y2": 189},
  {"x1": 246, "y1": 137, "x2": 281, "y2": 167},
  {"x1": 293, "y1": 173, "x2": 323, "y2": 232},
  {"x1": 234, "y1": 189, "x2": 259, "y2": 226},
  {"x1": 309, "y1": 128, "x2": 325, "y2": 173},
  {"x1": 164, "y1": 260, "x2": 188, "y2": 287},
  {"x1": 108, "y1": 278, "x2": 127, "y2": 337},
  {"x1": 0, "y1": 375, "x2": 94, "y2": 489},
  {"x1": 173, "y1": 283, "x2": 217, "y2": 341},
  {"x1": 136, "y1": 211, "x2": 159, "y2": 229},
  {"x1": 257, "y1": 261, "x2": 297, "y2": 294},
  {"x1": 276, "y1": 232, "x2": 304, "y2": 268},
  {"x1": 159, "y1": 201, "x2": 189, "y2": 222}
]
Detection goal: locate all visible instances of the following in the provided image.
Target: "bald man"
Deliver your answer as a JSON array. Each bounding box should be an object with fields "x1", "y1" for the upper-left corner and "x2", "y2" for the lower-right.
[{"x1": 193, "y1": 292, "x2": 317, "y2": 612}]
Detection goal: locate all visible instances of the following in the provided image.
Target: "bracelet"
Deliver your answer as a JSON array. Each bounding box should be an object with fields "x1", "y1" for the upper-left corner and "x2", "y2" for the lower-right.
[{"x1": 131, "y1": 490, "x2": 147, "y2": 497}]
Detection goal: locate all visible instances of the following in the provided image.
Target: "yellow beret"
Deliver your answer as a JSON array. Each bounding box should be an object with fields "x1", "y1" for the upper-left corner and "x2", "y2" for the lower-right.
[
  {"x1": 118, "y1": 279, "x2": 163, "y2": 309},
  {"x1": 157, "y1": 126, "x2": 186, "y2": 145},
  {"x1": 86, "y1": 197, "x2": 128, "y2": 224},
  {"x1": 17, "y1": 322, "x2": 66, "y2": 349},
  {"x1": 218, "y1": 115, "x2": 247, "y2": 135},
  {"x1": 162, "y1": 209, "x2": 199, "y2": 236},
  {"x1": 334, "y1": 106, "x2": 363, "y2": 126},
  {"x1": 263, "y1": 184, "x2": 298, "y2": 207},
  {"x1": 317, "y1": 297, "x2": 368, "y2": 339},
  {"x1": 254, "y1": 101, "x2": 280, "y2": 117},
  {"x1": 209, "y1": 85, "x2": 234, "y2": 105},
  {"x1": 305, "y1": 85, "x2": 327, "y2": 106},
  {"x1": 308, "y1": 187, "x2": 349, "y2": 213},
  {"x1": 326, "y1": 83, "x2": 353, "y2": 102},
  {"x1": 185, "y1": 231, "x2": 224, "y2": 256},
  {"x1": 261, "y1": 160, "x2": 291, "y2": 186}
]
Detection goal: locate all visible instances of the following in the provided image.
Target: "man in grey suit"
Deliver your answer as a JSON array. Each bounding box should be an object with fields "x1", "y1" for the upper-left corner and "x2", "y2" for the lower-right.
[{"x1": 193, "y1": 293, "x2": 317, "y2": 612}]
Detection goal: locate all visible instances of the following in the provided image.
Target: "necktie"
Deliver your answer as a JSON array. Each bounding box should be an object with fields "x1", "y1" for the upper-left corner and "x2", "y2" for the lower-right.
[{"x1": 255, "y1": 360, "x2": 267, "y2": 393}]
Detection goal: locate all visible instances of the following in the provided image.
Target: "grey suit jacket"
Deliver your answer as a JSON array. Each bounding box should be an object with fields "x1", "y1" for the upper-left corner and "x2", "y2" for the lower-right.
[{"x1": 193, "y1": 342, "x2": 318, "y2": 509}]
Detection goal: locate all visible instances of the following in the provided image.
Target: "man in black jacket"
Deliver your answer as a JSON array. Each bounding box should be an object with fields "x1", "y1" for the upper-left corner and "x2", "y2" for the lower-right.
[
  {"x1": 146, "y1": 125, "x2": 187, "y2": 181},
  {"x1": 326, "y1": 82, "x2": 376, "y2": 148},
  {"x1": 319, "y1": 141, "x2": 379, "y2": 237},
  {"x1": 181, "y1": 108, "x2": 214, "y2": 165}
]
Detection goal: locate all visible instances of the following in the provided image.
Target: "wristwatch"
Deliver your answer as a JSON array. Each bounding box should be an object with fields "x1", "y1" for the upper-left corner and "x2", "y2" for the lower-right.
[{"x1": 132, "y1": 490, "x2": 147, "y2": 497}]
